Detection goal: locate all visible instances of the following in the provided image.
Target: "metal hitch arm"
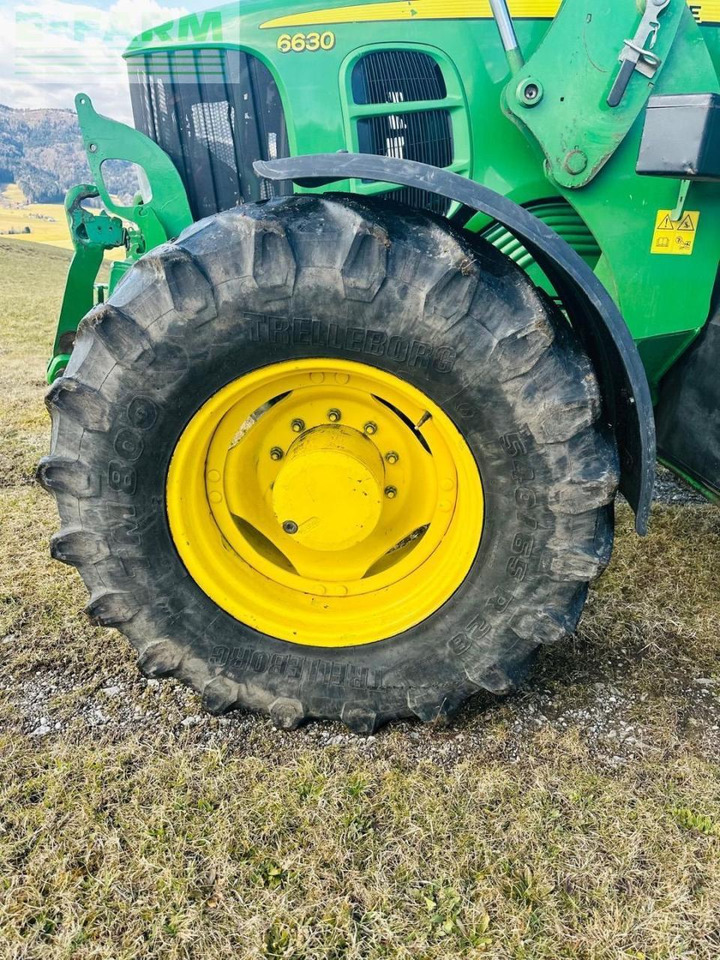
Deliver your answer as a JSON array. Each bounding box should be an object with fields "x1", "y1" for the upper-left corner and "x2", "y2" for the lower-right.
[
  {"x1": 48, "y1": 184, "x2": 125, "y2": 382},
  {"x1": 256, "y1": 154, "x2": 656, "y2": 534}
]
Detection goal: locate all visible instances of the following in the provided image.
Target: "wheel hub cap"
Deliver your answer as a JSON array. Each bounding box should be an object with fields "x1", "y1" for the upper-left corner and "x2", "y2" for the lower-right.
[{"x1": 272, "y1": 426, "x2": 384, "y2": 552}]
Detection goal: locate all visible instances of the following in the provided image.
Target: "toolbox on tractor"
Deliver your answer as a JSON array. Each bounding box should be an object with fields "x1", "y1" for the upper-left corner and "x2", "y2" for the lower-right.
[{"x1": 637, "y1": 93, "x2": 720, "y2": 180}]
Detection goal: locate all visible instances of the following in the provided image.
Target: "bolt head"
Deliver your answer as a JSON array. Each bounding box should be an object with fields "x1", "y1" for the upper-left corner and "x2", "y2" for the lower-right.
[
  {"x1": 327, "y1": 408, "x2": 342, "y2": 423},
  {"x1": 517, "y1": 78, "x2": 544, "y2": 108},
  {"x1": 291, "y1": 418, "x2": 305, "y2": 433},
  {"x1": 364, "y1": 421, "x2": 378, "y2": 436},
  {"x1": 270, "y1": 447, "x2": 284, "y2": 461},
  {"x1": 564, "y1": 149, "x2": 588, "y2": 176},
  {"x1": 282, "y1": 520, "x2": 299, "y2": 535},
  {"x1": 384, "y1": 486, "x2": 398, "y2": 499},
  {"x1": 385, "y1": 451, "x2": 399, "y2": 465}
]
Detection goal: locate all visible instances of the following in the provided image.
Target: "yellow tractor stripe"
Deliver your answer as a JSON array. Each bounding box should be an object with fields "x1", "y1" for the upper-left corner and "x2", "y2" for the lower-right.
[
  {"x1": 260, "y1": 0, "x2": 719, "y2": 29},
  {"x1": 691, "y1": 1, "x2": 720, "y2": 24},
  {"x1": 261, "y1": 0, "x2": 560, "y2": 29}
]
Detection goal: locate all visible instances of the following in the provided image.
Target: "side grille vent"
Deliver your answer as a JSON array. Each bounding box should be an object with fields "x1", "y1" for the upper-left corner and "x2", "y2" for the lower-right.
[
  {"x1": 482, "y1": 201, "x2": 601, "y2": 270},
  {"x1": 357, "y1": 110, "x2": 454, "y2": 215},
  {"x1": 357, "y1": 110, "x2": 453, "y2": 170},
  {"x1": 352, "y1": 50, "x2": 447, "y2": 104},
  {"x1": 352, "y1": 51, "x2": 454, "y2": 216}
]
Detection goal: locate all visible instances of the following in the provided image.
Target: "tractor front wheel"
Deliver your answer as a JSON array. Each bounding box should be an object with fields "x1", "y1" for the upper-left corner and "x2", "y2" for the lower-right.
[{"x1": 39, "y1": 196, "x2": 619, "y2": 731}]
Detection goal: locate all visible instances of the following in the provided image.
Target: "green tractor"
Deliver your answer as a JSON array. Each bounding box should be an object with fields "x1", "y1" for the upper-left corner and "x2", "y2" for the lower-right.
[{"x1": 39, "y1": 0, "x2": 720, "y2": 731}]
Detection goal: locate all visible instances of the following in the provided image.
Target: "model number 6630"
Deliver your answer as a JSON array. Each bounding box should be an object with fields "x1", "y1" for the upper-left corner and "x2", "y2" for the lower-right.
[{"x1": 277, "y1": 31, "x2": 336, "y2": 53}]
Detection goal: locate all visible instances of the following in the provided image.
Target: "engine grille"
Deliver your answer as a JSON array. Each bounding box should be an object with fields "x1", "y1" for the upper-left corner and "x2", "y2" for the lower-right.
[
  {"x1": 128, "y1": 47, "x2": 459, "y2": 222},
  {"x1": 353, "y1": 51, "x2": 454, "y2": 216},
  {"x1": 128, "y1": 49, "x2": 291, "y2": 220},
  {"x1": 352, "y1": 50, "x2": 447, "y2": 104}
]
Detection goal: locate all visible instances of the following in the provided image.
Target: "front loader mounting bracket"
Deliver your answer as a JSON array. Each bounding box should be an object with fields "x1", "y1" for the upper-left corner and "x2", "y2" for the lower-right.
[
  {"x1": 257, "y1": 153, "x2": 656, "y2": 534},
  {"x1": 503, "y1": 0, "x2": 685, "y2": 189},
  {"x1": 47, "y1": 96, "x2": 196, "y2": 383}
]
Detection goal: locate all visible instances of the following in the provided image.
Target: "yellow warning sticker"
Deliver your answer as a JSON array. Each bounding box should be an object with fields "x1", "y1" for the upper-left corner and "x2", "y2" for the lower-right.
[{"x1": 650, "y1": 210, "x2": 700, "y2": 256}]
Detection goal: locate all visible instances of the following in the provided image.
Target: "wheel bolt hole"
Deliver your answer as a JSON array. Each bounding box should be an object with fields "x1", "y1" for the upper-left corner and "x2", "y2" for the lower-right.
[
  {"x1": 384, "y1": 486, "x2": 398, "y2": 499},
  {"x1": 291, "y1": 419, "x2": 305, "y2": 433},
  {"x1": 282, "y1": 520, "x2": 299, "y2": 535},
  {"x1": 364, "y1": 421, "x2": 378, "y2": 436},
  {"x1": 327, "y1": 408, "x2": 342, "y2": 423},
  {"x1": 385, "y1": 451, "x2": 399, "y2": 464},
  {"x1": 270, "y1": 447, "x2": 284, "y2": 461}
]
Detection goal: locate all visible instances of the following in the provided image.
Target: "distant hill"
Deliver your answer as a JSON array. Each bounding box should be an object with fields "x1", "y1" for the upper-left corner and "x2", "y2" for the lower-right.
[{"x1": 0, "y1": 104, "x2": 138, "y2": 205}]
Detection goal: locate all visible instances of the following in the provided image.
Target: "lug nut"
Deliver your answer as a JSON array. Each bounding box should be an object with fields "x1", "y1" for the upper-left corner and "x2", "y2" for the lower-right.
[
  {"x1": 384, "y1": 486, "x2": 398, "y2": 499},
  {"x1": 327, "y1": 408, "x2": 342, "y2": 423},
  {"x1": 291, "y1": 418, "x2": 305, "y2": 433},
  {"x1": 385, "y1": 451, "x2": 399, "y2": 464},
  {"x1": 364, "y1": 421, "x2": 378, "y2": 436},
  {"x1": 282, "y1": 520, "x2": 299, "y2": 535},
  {"x1": 270, "y1": 447, "x2": 284, "y2": 461}
]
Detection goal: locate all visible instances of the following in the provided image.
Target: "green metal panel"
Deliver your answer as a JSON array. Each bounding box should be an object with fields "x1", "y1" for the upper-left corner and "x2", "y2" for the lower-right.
[
  {"x1": 123, "y1": 0, "x2": 562, "y2": 213},
  {"x1": 504, "y1": 1, "x2": 687, "y2": 189},
  {"x1": 505, "y1": 4, "x2": 720, "y2": 382}
]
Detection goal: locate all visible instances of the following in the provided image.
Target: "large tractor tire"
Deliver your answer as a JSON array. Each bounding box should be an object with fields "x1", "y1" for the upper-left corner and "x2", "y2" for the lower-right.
[{"x1": 39, "y1": 196, "x2": 619, "y2": 732}]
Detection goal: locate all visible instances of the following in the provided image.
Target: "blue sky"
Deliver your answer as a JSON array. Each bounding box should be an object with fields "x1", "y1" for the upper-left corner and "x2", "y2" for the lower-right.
[{"x1": 0, "y1": 0, "x2": 221, "y2": 119}]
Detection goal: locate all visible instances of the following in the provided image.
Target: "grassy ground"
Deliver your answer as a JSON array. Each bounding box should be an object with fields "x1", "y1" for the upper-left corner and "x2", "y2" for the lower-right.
[
  {"x1": 1, "y1": 239, "x2": 719, "y2": 959},
  {"x1": 0, "y1": 183, "x2": 72, "y2": 249}
]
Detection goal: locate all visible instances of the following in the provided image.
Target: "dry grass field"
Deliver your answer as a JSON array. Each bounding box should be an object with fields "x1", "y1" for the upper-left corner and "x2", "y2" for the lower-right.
[
  {"x1": 0, "y1": 184, "x2": 73, "y2": 250},
  {"x1": 0, "y1": 184, "x2": 125, "y2": 259},
  {"x1": 1, "y1": 239, "x2": 719, "y2": 959}
]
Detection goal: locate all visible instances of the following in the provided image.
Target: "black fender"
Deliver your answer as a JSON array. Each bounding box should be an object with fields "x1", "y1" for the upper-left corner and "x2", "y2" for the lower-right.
[{"x1": 255, "y1": 154, "x2": 655, "y2": 534}]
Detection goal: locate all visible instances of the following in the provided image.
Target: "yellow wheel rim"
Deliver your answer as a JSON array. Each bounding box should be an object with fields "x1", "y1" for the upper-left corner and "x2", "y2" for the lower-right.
[{"x1": 166, "y1": 359, "x2": 484, "y2": 646}]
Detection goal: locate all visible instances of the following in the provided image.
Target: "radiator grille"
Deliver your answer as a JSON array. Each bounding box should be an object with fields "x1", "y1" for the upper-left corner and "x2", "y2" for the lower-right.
[
  {"x1": 352, "y1": 50, "x2": 454, "y2": 216},
  {"x1": 128, "y1": 49, "x2": 291, "y2": 220},
  {"x1": 352, "y1": 50, "x2": 447, "y2": 104},
  {"x1": 357, "y1": 108, "x2": 454, "y2": 215}
]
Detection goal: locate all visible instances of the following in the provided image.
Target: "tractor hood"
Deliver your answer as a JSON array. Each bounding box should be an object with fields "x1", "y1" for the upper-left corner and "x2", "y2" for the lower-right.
[{"x1": 123, "y1": 0, "x2": 561, "y2": 57}]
